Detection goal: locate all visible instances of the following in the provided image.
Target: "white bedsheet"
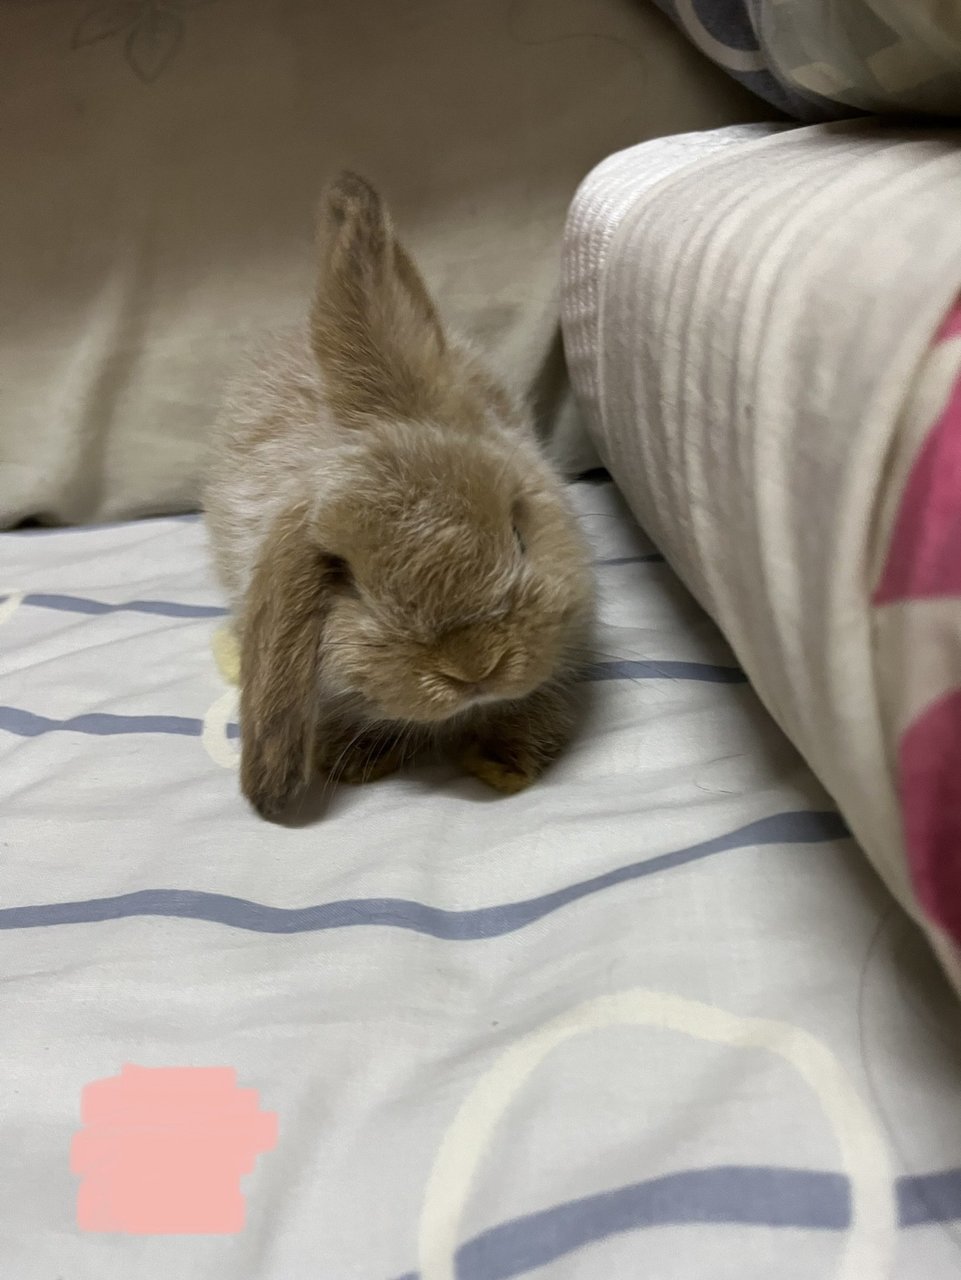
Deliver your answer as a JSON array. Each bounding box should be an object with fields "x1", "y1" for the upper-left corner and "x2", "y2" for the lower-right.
[{"x1": 2, "y1": 481, "x2": 960, "y2": 1278}]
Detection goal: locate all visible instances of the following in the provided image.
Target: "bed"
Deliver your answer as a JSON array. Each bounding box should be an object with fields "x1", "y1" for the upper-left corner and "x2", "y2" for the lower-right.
[{"x1": 3, "y1": 475, "x2": 961, "y2": 1278}]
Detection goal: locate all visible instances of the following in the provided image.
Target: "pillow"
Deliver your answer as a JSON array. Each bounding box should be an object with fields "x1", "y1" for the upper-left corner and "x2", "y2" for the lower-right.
[
  {"x1": 562, "y1": 122, "x2": 961, "y2": 995},
  {"x1": 0, "y1": 0, "x2": 768, "y2": 527},
  {"x1": 652, "y1": 0, "x2": 961, "y2": 119}
]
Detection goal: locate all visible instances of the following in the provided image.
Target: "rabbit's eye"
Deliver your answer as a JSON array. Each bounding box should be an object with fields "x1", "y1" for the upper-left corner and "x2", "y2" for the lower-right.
[
  {"x1": 326, "y1": 554, "x2": 357, "y2": 596},
  {"x1": 511, "y1": 496, "x2": 528, "y2": 555}
]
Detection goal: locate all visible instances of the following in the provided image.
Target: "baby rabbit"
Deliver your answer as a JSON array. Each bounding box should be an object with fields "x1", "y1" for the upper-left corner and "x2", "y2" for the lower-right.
[{"x1": 204, "y1": 172, "x2": 594, "y2": 820}]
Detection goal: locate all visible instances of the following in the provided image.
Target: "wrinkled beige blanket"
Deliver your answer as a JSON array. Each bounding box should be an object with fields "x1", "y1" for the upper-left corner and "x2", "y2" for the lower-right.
[{"x1": 0, "y1": 0, "x2": 764, "y2": 526}]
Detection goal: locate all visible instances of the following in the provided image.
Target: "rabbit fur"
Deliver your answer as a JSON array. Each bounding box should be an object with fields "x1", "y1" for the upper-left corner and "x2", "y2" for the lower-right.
[{"x1": 204, "y1": 172, "x2": 595, "y2": 820}]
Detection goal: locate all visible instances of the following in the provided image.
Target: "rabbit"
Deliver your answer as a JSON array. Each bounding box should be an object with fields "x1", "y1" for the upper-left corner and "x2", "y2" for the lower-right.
[{"x1": 203, "y1": 172, "x2": 595, "y2": 820}]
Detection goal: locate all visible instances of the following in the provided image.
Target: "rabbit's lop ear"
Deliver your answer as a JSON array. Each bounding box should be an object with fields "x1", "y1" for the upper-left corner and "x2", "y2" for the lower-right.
[
  {"x1": 310, "y1": 171, "x2": 448, "y2": 424},
  {"x1": 239, "y1": 506, "x2": 331, "y2": 821}
]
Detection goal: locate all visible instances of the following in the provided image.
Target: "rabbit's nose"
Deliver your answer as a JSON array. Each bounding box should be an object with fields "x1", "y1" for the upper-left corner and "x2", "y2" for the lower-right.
[{"x1": 437, "y1": 648, "x2": 505, "y2": 688}]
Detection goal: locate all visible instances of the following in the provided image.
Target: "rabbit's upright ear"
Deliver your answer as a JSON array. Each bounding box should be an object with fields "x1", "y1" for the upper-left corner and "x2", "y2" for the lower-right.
[
  {"x1": 239, "y1": 505, "x2": 332, "y2": 821},
  {"x1": 309, "y1": 171, "x2": 448, "y2": 424}
]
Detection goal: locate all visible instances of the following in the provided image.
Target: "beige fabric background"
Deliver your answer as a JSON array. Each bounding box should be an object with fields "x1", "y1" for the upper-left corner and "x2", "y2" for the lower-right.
[{"x1": 0, "y1": 0, "x2": 767, "y2": 527}]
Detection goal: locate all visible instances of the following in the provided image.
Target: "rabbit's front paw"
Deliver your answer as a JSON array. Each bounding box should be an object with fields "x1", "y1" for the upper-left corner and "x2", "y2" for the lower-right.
[
  {"x1": 458, "y1": 685, "x2": 574, "y2": 794},
  {"x1": 459, "y1": 739, "x2": 540, "y2": 795}
]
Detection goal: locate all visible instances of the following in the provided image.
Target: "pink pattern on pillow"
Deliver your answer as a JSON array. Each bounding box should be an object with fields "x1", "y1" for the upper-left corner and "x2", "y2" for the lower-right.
[
  {"x1": 880, "y1": 297, "x2": 961, "y2": 948},
  {"x1": 936, "y1": 307, "x2": 961, "y2": 343},
  {"x1": 873, "y1": 309, "x2": 961, "y2": 605},
  {"x1": 899, "y1": 690, "x2": 961, "y2": 945}
]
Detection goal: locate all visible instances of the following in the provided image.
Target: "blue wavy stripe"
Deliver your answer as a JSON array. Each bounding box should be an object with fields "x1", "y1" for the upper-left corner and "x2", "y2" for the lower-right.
[
  {"x1": 392, "y1": 1163, "x2": 961, "y2": 1280},
  {"x1": 0, "y1": 663, "x2": 745, "y2": 740},
  {"x1": 15, "y1": 593, "x2": 228, "y2": 619},
  {"x1": 2, "y1": 552, "x2": 661, "y2": 623},
  {"x1": 899, "y1": 1167, "x2": 961, "y2": 1226},
  {"x1": 0, "y1": 708, "x2": 214, "y2": 738},
  {"x1": 0, "y1": 811, "x2": 847, "y2": 936}
]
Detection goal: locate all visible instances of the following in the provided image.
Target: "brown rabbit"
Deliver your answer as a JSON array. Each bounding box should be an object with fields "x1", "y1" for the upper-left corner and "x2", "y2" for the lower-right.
[{"x1": 204, "y1": 173, "x2": 594, "y2": 820}]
